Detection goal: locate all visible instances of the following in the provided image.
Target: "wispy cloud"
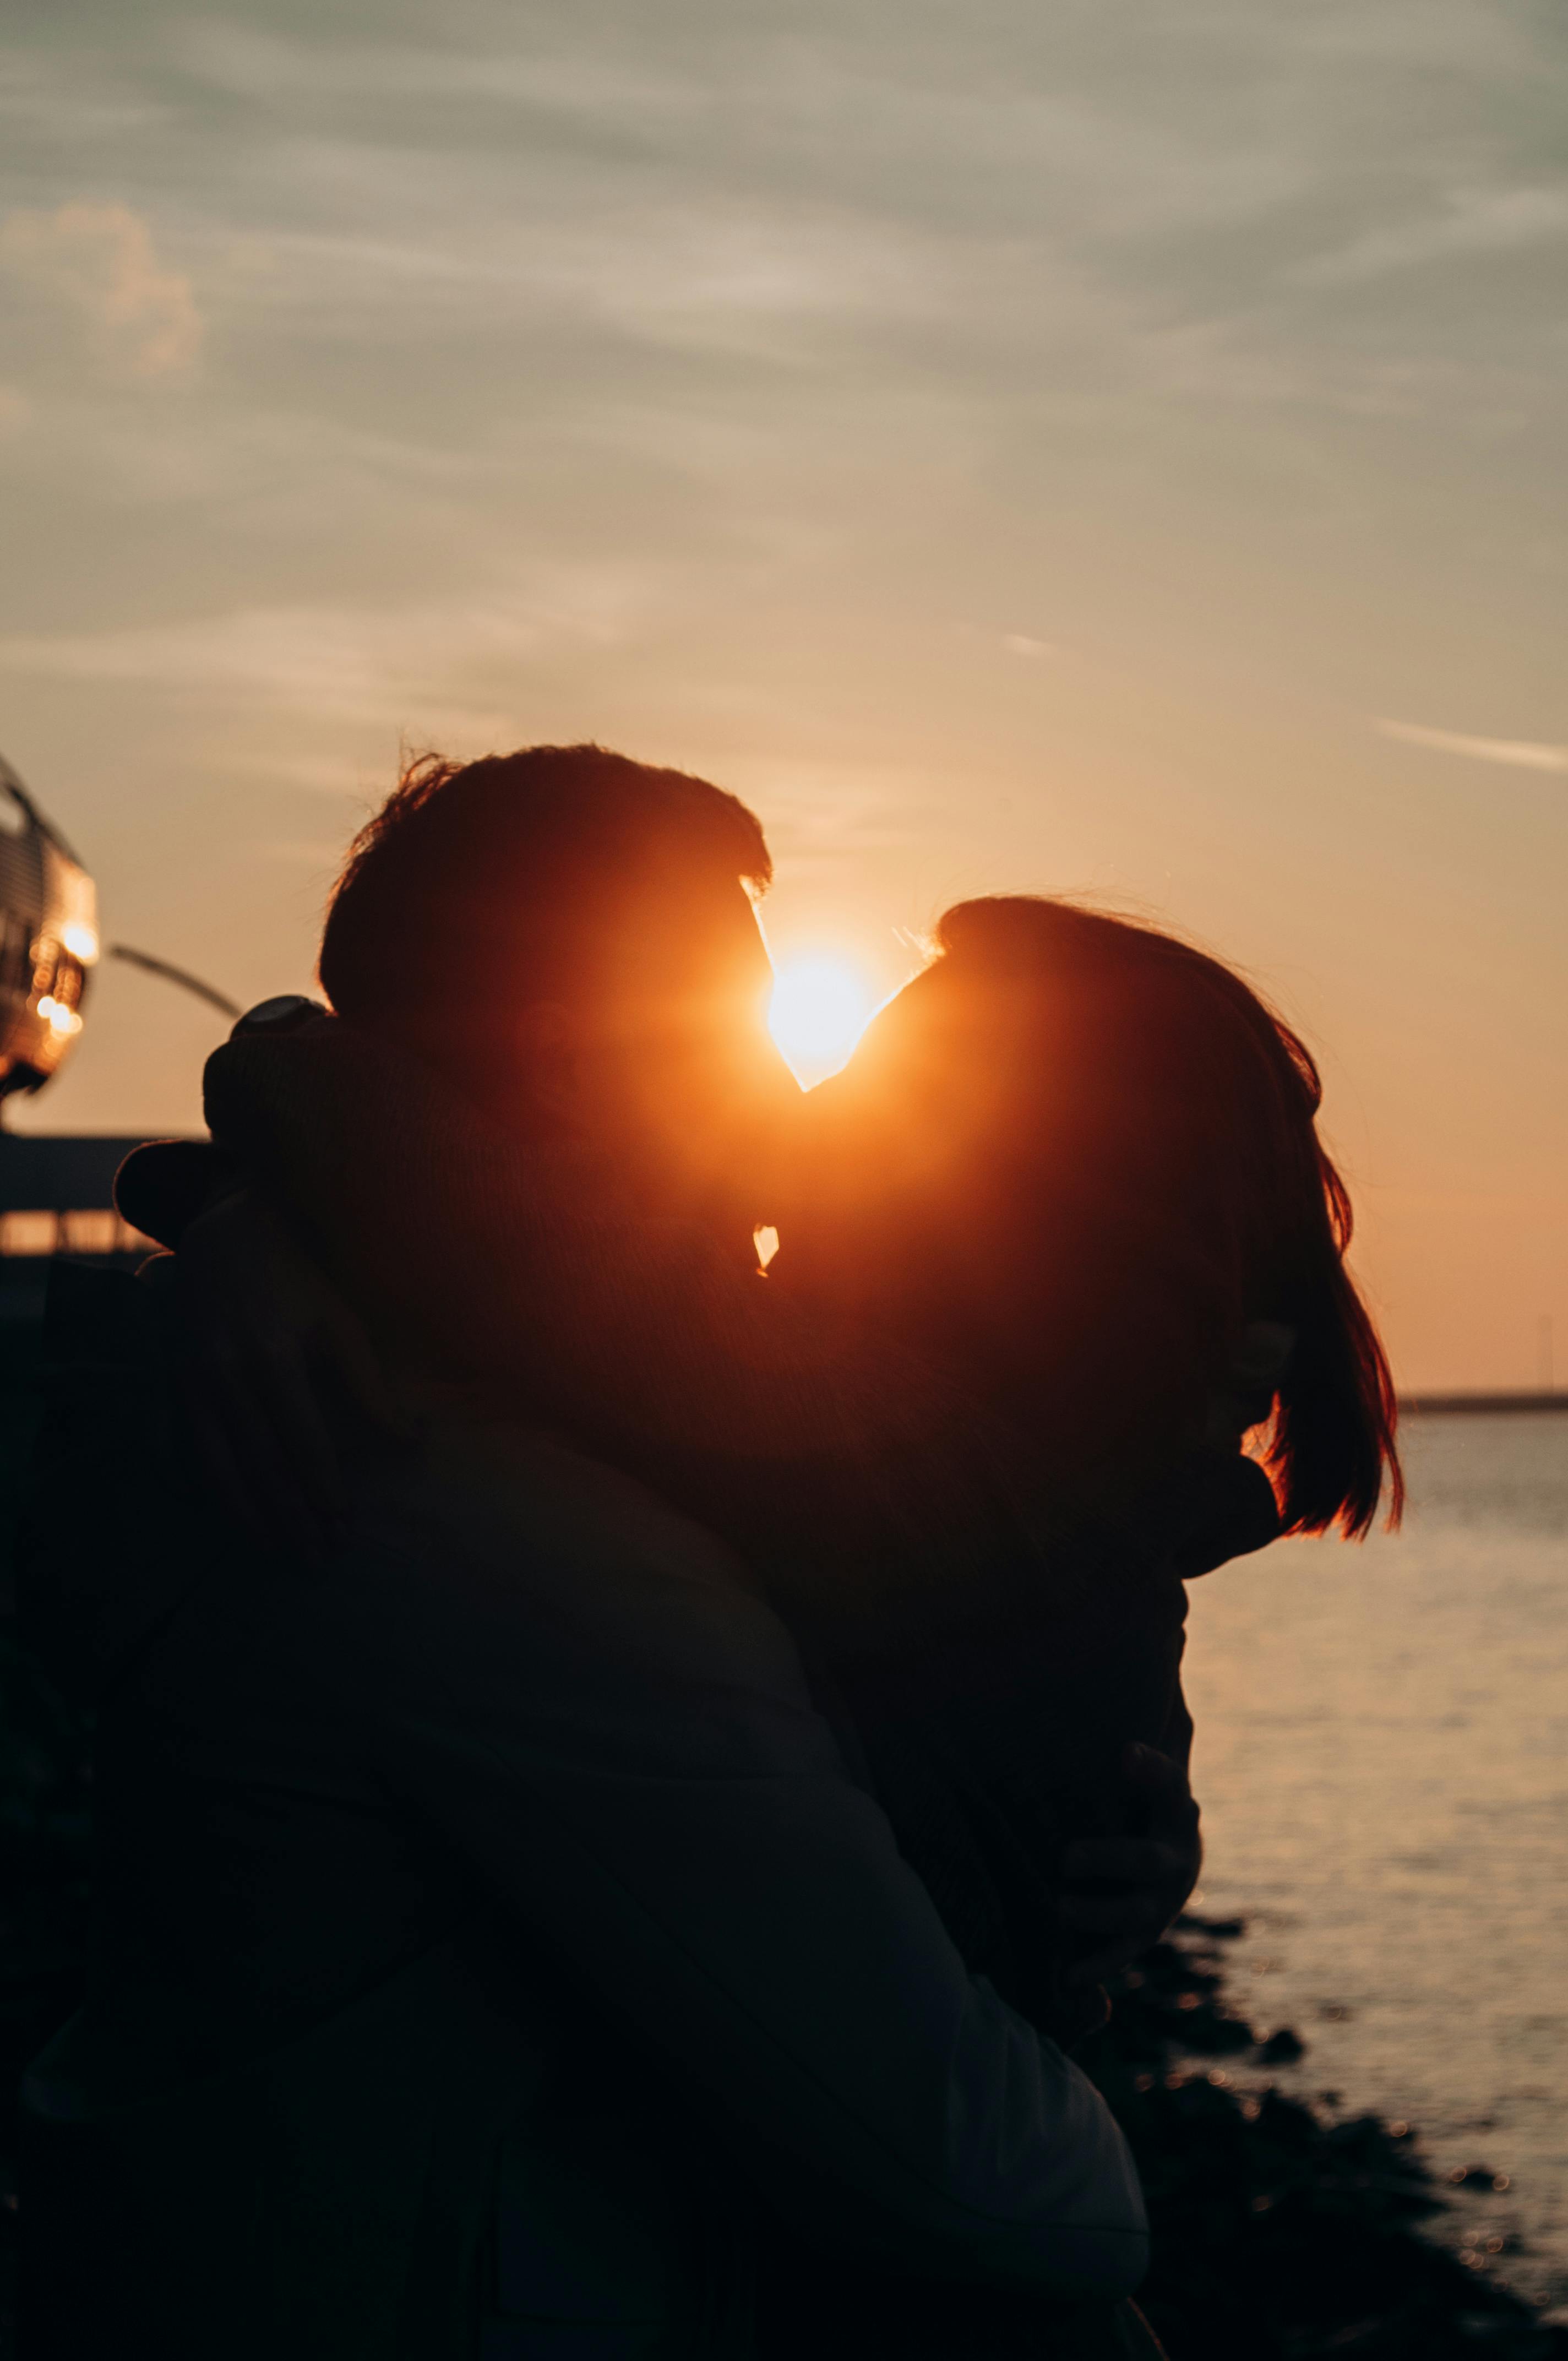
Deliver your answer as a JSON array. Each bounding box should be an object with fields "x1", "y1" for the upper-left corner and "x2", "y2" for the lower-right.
[
  {"x1": 0, "y1": 579, "x2": 655, "y2": 730},
  {"x1": 0, "y1": 202, "x2": 202, "y2": 378},
  {"x1": 1378, "y1": 718, "x2": 1568, "y2": 775},
  {"x1": 1299, "y1": 186, "x2": 1568, "y2": 287}
]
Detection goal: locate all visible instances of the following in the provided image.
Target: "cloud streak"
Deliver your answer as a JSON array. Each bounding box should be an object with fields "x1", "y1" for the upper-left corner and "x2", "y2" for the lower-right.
[
  {"x1": 1378, "y1": 719, "x2": 1568, "y2": 775},
  {"x1": 1299, "y1": 184, "x2": 1568, "y2": 287},
  {"x1": 0, "y1": 577, "x2": 657, "y2": 731}
]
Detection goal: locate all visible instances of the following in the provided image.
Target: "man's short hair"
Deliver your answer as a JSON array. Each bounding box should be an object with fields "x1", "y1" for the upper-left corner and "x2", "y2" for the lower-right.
[{"x1": 318, "y1": 743, "x2": 771, "y2": 1065}]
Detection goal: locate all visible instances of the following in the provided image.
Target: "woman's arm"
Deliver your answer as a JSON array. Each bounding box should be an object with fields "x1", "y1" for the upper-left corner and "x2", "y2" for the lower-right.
[{"x1": 1059, "y1": 1740, "x2": 1202, "y2": 1985}]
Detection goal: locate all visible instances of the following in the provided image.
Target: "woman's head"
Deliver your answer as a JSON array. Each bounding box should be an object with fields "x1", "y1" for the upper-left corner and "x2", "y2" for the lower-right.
[{"x1": 786, "y1": 896, "x2": 1400, "y2": 1538}]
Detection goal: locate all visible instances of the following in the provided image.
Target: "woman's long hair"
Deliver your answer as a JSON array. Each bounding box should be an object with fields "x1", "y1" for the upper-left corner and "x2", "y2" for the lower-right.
[{"x1": 800, "y1": 896, "x2": 1401, "y2": 1538}]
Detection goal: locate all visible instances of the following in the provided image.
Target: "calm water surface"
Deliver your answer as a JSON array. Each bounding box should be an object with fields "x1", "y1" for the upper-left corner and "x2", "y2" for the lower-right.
[{"x1": 1184, "y1": 1412, "x2": 1568, "y2": 2310}]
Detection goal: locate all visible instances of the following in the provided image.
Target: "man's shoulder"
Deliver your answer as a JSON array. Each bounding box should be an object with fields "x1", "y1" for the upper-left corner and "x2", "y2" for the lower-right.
[
  {"x1": 341, "y1": 1411, "x2": 824, "y2": 1756},
  {"x1": 412, "y1": 1413, "x2": 754, "y2": 1599}
]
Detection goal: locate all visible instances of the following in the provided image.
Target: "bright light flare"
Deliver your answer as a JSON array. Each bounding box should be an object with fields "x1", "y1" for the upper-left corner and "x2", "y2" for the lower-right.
[
  {"x1": 768, "y1": 955, "x2": 875, "y2": 1085},
  {"x1": 61, "y1": 922, "x2": 100, "y2": 965},
  {"x1": 37, "y1": 995, "x2": 82, "y2": 1037}
]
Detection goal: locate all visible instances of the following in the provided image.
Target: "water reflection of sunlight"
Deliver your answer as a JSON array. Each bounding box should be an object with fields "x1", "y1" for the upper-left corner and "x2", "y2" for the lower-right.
[{"x1": 768, "y1": 955, "x2": 875, "y2": 1086}]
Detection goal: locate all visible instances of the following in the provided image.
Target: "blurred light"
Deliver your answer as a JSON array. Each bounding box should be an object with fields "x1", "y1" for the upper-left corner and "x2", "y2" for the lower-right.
[
  {"x1": 768, "y1": 956, "x2": 875, "y2": 1082},
  {"x1": 0, "y1": 1210, "x2": 59, "y2": 1257},
  {"x1": 59, "y1": 1209, "x2": 119, "y2": 1255},
  {"x1": 754, "y1": 1224, "x2": 780, "y2": 1270},
  {"x1": 0, "y1": 1208, "x2": 153, "y2": 1258},
  {"x1": 37, "y1": 995, "x2": 83, "y2": 1037},
  {"x1": 53, "y1": 865, "x2": 99, "y2": 959}
]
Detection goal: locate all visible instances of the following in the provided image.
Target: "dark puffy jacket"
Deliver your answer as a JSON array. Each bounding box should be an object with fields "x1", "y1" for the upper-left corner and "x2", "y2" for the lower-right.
[{"x1": 19, "y1": 1260, "x2": 1147, "y2": 2361}]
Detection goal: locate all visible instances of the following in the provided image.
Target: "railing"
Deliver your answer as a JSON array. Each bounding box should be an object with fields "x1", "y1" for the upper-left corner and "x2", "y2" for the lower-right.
[{"x1": 0, "y1": 1208, "x2": 158, "y2": 1257}]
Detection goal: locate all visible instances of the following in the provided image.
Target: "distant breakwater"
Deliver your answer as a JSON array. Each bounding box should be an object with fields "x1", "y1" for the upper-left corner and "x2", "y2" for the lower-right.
[{"x1": 1398, "y1": 1392, "x2": 1568, "y2": 1417}]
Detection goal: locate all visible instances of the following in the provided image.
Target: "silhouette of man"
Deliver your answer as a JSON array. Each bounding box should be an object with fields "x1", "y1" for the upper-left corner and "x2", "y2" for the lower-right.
[{"x1": 20, "y1": 747, "x2": 1147, "y2": 2359}]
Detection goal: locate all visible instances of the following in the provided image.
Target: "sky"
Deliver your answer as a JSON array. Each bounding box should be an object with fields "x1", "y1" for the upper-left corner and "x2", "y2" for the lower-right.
[{"x1": 0, "y1": 0, "x2": 1564, "y2": 1390}]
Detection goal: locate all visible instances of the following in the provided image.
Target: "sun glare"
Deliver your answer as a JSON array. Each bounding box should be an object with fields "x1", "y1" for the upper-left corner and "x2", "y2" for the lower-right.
[{"x1": 768, "y1": 955, "x2": 875, "y2": 1085}]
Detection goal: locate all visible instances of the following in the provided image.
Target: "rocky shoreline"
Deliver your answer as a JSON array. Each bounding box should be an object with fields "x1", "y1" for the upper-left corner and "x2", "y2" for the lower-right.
[
  {"x1": 2, "y1": 1621, "x2": 1565, "y2": 2358},
  {"x1": 1084, "y1": 1911, "x2": 1567, "y2": 2358}
]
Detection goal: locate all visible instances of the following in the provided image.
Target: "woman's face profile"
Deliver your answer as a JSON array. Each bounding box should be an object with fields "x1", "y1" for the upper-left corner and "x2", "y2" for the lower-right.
[{"x1": 772, "y1": 974, "x2": 1058, "y2": 1326}]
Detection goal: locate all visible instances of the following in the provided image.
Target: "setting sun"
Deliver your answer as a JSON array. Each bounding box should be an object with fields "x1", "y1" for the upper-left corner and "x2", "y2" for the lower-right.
[{"x1": 767, "y1": 955, "x2": 876, "y2": 1086}]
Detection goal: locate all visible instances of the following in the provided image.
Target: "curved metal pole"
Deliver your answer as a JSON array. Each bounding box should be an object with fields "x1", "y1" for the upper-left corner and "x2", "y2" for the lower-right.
[{"x1": 107, "y1": 944, "x2": 242, "y2": 1021}]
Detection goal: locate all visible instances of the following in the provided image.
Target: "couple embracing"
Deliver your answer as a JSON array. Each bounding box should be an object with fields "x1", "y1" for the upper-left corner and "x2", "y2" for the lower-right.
[{"x1": 19, "y1": 743, "x2": 1398, "y2": 2359}]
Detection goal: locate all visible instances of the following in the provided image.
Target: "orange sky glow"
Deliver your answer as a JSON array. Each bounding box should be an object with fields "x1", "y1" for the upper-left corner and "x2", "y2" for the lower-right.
[{"x1": 1, "y1": 4, "x2": 1563, "y2": 1393}]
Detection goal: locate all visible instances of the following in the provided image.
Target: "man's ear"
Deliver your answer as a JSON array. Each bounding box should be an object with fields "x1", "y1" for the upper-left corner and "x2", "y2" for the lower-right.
[{"x1": 514, "y1": 1002, "x2": 584, "y2": 1129}]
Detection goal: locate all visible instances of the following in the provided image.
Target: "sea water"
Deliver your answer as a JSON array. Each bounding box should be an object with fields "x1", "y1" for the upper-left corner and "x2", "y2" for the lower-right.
[{"x1": 1184, "y1": 1411, "x2": 1568, "y2": 2311}]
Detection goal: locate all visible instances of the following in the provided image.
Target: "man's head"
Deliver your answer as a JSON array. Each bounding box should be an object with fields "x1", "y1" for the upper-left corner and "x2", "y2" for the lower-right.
[{"x1": 318, "y1": 744, "x2": 794, "y2": 1228}]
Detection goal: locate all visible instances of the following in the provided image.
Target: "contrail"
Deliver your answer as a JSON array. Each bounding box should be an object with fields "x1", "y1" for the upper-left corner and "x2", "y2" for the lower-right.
[{"x1": 1378, "y1": 719, "x2": 1568, "y2": 774}]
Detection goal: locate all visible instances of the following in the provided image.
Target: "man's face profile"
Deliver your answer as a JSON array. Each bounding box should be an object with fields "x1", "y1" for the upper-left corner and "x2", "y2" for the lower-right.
[{"x1": 511, "y1": 874, "x2": 798, "y2": 1234}]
